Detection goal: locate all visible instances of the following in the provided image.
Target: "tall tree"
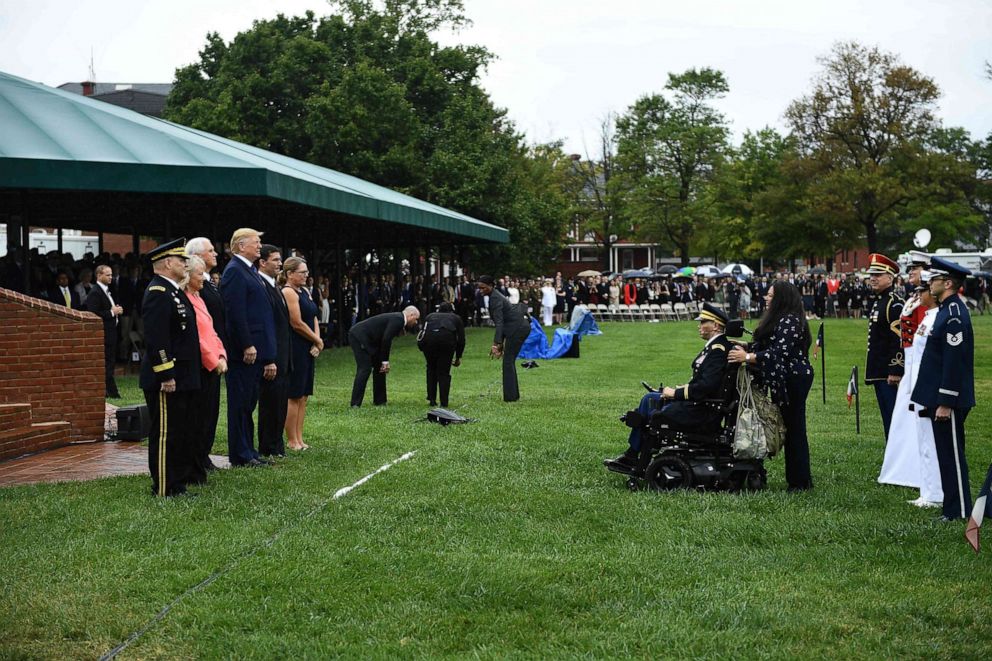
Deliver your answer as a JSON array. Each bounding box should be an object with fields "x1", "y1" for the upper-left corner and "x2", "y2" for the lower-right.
[
  {"x1": 165, "y1": 1, "x2": 568, "y2": 271},
  {"x1": 616, "y1": 68, "x2": 730, "y2": 265},
  {"x1": 785, "y1": 41, "x2": 941, "y2": 252},
  {"x1": 700, "y1": 127, "x2": 790, "y2": 261},
  {"x1": 566, "y1": 114, "x2": 627, "y2": 268}
]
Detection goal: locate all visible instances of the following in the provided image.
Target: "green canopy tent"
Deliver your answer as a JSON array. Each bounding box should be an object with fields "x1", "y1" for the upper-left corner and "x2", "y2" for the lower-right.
[{"x1": 0, "y1": 69, "x2": 508, "y2": 261}]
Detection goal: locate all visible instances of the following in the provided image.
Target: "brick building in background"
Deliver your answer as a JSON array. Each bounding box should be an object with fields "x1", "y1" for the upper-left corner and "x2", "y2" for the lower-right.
[{"x1": 0, "y1": 287, "x2": 104, "y2": 461}]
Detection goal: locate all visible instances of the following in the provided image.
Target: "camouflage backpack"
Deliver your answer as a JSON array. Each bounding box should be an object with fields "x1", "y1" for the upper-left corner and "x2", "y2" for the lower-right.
[{"x1": 733, "y1": 366, "x2": 786, "y2": 459}]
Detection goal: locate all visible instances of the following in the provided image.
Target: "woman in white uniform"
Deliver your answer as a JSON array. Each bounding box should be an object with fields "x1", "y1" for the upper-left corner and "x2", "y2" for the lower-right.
[
  {"x1": 878, "y1": 253, "x2": 929, "y2": 487},
  {"x1": 540, "y1": 279, "x2": 557, "y2": 327},
  {"x1": 908, "y1": 273, "x2": 943, "y2": 507}
]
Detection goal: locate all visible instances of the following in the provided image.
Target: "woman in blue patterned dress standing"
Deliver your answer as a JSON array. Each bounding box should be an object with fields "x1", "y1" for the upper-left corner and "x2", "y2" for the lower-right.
[{"x1": 728, "y1": 280, "x2": 815, "y2": 492}]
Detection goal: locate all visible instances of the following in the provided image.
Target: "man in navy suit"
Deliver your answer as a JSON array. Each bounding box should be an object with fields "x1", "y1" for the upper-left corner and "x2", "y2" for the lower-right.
[
  {"x1": 84, "y1": 265, "x2": 124, "y2": 398},
  {"x1": 257, "y1": 244, "x2": 292, "y2": 457},
  {"x1": 220, "y1": 228, "x2": 276, "y2": 467}
]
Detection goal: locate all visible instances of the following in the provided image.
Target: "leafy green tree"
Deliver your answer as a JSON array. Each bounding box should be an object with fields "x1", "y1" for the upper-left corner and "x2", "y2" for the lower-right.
[
  {"x1": 165, "y1": 1, "x2": 569, "y2": 272},
  {"x1": 565, "y1": 114, "x2": 628, "y2": 268},
  {"x1": 785, "y1": 41, "x2": 944, "y2": 252},
  {"x1": 616, "y1": 68, "x2": 730, "y2": 265},
  {"x1": 895, "y1": 127, "x2": 985, "y2": 249},
  {"x1": 700, "y1": 128, "x2": 790, "y2": 261}
]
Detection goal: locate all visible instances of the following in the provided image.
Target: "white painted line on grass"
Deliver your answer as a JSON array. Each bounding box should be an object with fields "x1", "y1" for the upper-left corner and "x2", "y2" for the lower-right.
[
  {"x1": 334, "y1": 450, "x2": 417, "y2": 499},
  {"x1": 100, "y1": 450, "x2": 418, "y2": 661}
]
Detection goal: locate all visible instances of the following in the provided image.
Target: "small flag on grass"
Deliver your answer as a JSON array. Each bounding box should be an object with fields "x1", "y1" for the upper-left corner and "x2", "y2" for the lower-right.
[
  {"x1": 965, "y1": 463, "x2": 992, "y2": 553},
  {"x1": 846, "y1": 365, "x2": 858, "y2": 408}
]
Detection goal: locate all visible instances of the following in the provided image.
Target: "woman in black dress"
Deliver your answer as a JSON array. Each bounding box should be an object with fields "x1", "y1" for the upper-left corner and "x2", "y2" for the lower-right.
[
  {"x1": 728, "y1": 280, "x2": 814, "y2": 491},
  {"x1": 280, "y1": 257, "x2": 323, "y2": 451}
]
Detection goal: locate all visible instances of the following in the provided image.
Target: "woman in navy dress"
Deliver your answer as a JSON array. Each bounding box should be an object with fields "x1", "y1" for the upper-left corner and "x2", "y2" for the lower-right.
[
  {"x1": 728, "y1": 280, "x2": 814, "y2": 491},
  {"x1": 280, "y1": 257, "x2": 323, "y2": 451}
]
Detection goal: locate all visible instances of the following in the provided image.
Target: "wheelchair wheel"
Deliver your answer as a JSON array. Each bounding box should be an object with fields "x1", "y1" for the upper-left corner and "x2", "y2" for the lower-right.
[{"x1": 645, "y1": 455, "x2": 693, "y2": 491}]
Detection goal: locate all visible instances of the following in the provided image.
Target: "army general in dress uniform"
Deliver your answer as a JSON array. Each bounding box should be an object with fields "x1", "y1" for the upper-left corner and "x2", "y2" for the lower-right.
[
  {"x1": 911, "y1": 256, "x2": 975, "y2": 521},
  {"x1": 865, "y1": 253, "x2": 904, "y2": 442},
  {"x1": 140, "y1": 238, "x2": 201, "y2": 497},
  {"x1": 605, "y1": 303, "x2": 731, "y2": 475}
]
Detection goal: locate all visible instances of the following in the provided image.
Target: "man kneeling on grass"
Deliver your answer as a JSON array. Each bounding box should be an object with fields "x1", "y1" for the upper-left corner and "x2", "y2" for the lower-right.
[{"x1": 604, "y1": 303, "x2": 731, "y2": 475}]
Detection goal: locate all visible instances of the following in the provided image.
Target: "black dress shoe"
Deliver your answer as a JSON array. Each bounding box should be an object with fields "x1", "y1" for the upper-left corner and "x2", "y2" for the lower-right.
[
  {"x1": 205, "y1": 462, "x2": 219, "y2": 472},
  {"x1": 934, "y1": 515, "x2": 959, "y2": 523},
  {"x1": 241, "y1": 458, "x2": 271, "y2": 468},
  {"x1": 604, "y1": 453, "x2": 638, "y2": 475},
  {"x1": 787, "y1": 485, "x2": 813, "y2": 493}
]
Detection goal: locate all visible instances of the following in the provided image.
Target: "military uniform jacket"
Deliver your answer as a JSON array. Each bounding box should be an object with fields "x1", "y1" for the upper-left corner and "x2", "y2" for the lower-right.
[
  {"x1": 488, "y1": 289, "x2": 530, "y2": 344},
  {"x1": 671, "y1": 333, "x2": 731, "y2": 403},
  {"x1": 139, "y1": 275, "x2": 201, "y2": 391},
  {"x1": 899, "y1": 293, "x2": 926, "y2": 348},
  {"x1": 866, "y1": 286, "x2": 904, "y2": 382},
  {"x1": 911, "y1": 293, "x2": 975, "y2": 410}
]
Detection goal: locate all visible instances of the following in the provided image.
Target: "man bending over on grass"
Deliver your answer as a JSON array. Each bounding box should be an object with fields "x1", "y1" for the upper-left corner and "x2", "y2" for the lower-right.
[{"x1": 604, "y1": 303, "x2": 731, "y2": 475}]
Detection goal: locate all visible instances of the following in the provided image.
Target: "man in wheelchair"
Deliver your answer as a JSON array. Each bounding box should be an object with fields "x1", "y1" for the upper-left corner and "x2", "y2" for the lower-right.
[
  {"x1": 603, "y1": 303, "x2": 767, "y2": 492},
  {"x1": 604, "y1": 303, "x2": 732, "y2": 475}
]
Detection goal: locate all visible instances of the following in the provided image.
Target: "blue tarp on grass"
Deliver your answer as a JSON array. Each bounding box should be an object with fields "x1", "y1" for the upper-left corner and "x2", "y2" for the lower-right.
[{"x1": 519, "y1": 307, "x2": 602, "y2": 359}]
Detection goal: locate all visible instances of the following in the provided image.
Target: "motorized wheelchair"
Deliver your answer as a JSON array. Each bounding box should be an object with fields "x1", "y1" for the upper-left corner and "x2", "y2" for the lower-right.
[{"x1": 607, "y1": 320, "x2": 768, "y2": 493}]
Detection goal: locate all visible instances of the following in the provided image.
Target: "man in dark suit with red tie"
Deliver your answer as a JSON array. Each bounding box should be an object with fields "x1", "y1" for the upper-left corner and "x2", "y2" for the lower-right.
[
  {"x1": 85, "y1": 265, "x2": 124, "y2": 398},
  {"x1": 220, "y1": 228, "x2": 276, "y2": 468}
]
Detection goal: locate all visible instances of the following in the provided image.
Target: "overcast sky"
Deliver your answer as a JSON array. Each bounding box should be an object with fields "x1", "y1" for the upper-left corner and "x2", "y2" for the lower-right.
[{"x1": 2, "y1": 0, "x2": 990, "y2": 154}]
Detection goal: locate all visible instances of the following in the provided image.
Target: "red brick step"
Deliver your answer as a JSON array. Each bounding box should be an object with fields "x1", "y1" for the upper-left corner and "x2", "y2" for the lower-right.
[
  {"x1": 0, "y1": 403, "x2": 32, "y2": 431},
  {"x1": 0, "y1": 421, "x2": 72, "y2": 462}
]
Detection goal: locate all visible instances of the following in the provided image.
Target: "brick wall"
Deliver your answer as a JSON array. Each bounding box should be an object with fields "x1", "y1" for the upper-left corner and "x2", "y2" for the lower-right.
[{"x1": 0, "y1": 287, "x2": 105, "y2": 447}]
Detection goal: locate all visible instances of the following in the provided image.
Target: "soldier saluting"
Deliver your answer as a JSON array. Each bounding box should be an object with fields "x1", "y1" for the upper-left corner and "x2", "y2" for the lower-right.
[
  {"x1": 911, "y1": 256, "x2": 975, "y2": 521},
  {"x1": 140, "y1": 238, "x2": 201, "y2": 498},
  {"x1": 864, "y1": 253, "x2": 904, "y2": 443}
]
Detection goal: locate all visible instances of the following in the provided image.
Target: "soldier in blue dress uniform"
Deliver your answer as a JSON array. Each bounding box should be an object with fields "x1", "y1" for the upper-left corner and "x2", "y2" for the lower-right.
[
  {"x1": 605, "y1": 303, "x2": 731, "y2": 474},
  {"x1": 911, "y1": 256, "x2": 975, "y2": 521},
  {"x1": 140, "y1": 238, "x2": 201, "y2": 497},
  {"x1": 864, "y1": 253, "x2": 904, "y2": 442}
]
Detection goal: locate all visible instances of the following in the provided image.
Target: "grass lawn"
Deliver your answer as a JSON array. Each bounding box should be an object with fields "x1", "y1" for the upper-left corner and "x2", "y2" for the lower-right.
[{"x1": 2, "y1": 316, "x2": 992, "y2": 658}]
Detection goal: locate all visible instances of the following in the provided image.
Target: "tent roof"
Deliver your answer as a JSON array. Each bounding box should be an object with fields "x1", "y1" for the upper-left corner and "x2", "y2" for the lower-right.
[{"x1": 0, "y1": 71, "x2": 508, "y2": 245}]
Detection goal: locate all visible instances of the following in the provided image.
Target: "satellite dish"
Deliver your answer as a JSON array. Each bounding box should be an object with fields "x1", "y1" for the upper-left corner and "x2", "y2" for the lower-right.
[{"x1": 913, "y1": 229, "x2": 932, "y2": 249}]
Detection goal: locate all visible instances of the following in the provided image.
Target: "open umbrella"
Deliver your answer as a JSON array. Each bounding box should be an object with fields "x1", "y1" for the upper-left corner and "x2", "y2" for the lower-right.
[
  {"x1": 808, "y1": 266, "x2": 827, "y2": 275},
  {"x1": 678, "y1": 266, "x2": 696, "y2": 277},
  {"x1": 695, "y1": 265, "x2": 722, "y2": 278},
  {"x1": 656, "y1": 264, "x2": 679, "y2": 274},
  {"x1": 721, "y1": 263, "x2": 754, "y2": 276},
  {"x1": 576, "y1": 269, "x2": 600, "y2": 277},
  {"x1": 622, "y1": 268, "x2": 654, "y2": 279}
]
